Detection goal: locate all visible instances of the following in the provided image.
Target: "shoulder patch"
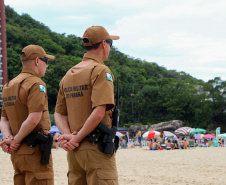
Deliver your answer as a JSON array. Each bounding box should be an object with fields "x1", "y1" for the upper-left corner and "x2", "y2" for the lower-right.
[
  {"x1": 39, "y1": 84, "x2": 46, "y2": 93},
  {"x1": 106, "y1": 73, "x2": 113, "y2": 82}
]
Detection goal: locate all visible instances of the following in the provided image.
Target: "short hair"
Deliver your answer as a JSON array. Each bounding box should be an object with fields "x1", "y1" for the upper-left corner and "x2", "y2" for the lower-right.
[
  {"x1": 83, "y1": 39, "x2": 101, "y2": 51},
  {"x1": 21, "y1": 52, "x2": 34, "y2": 63}
]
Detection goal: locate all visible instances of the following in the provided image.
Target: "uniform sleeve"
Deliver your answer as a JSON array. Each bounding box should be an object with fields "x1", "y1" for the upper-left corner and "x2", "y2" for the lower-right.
[
  {"x1": 91, "y1": 66, "x2": 115, "y2": 110},
  {"x1": 55, "y1": 81, "x2": 68, "y2": 115},
  {"x1": 1, "y1": 104, "x2": 8, "y2": 119},
  {"x1": 27, "y1": 82, "x2": 48, "y2": 113}
]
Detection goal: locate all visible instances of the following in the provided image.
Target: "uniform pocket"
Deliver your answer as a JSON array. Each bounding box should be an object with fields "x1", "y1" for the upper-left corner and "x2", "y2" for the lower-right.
[
  {"x1": 34, "y1": 172, "x2": 54, "y2": 185},
  {"x1": 97, "y1": 169, "x2": 118, "y2": 185},
  {"x1": 16, "y1": 143, "x2": 35, "y2": 155}
]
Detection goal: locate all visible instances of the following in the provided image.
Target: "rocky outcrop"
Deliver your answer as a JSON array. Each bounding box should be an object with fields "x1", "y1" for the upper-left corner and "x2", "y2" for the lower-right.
[
  {"x1": 128, "y1": 125, "x2": 148, "y2": 138},
  {"x1": 148, "y1": 120, "x2": 185, "y2": 132},
  {"x1": 128, "y1": 120, "x2": 185, "y2": 138}
]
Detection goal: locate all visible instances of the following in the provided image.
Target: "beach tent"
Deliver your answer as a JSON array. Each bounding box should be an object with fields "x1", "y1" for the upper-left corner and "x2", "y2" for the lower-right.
[
  {"x1": 117, "y1": 127, "x2": 128, "y2": 132},
  {"x1": 50, "y1": 125, "x2": 60, "y2": 134}
]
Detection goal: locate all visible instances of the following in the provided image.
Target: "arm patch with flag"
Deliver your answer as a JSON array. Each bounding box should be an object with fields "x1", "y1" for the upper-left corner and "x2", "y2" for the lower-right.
[
  {"x1": 39, "y1": 84, "x2": 46, "y2": 93},
  {"x1": 106, "y1": 73, "x2": 113, "y2": 82}
]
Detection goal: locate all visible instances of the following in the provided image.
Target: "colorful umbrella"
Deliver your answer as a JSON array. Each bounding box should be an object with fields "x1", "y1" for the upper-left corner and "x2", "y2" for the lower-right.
[
  {"x1": 203, "y1": 134, "x2": 215, "y2": 139},
  {"x1": 195, "y1": 134, "x2": 204, "y2": 140},
  {"x1": 218, "y1": 133, "x2": 226, "y2": 138},
  {"x1": 164, "y1": 131, "x2": 175, "y2": 137},
  {"x1": 143, "y1": 131, "x2": 160, "y2": 139},
  {"x1": 190, "y1": 128, "x2": 207, "y2": 135},
  {"x1": 116, "y1": 132, "x2": 124, "y2": 138},
  {"x1": 174, "y1": 127, "x2": 194, "y2": 135}
]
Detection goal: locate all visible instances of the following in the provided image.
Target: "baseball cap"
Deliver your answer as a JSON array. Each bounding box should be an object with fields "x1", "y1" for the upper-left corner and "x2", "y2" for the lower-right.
[
  {"x1": 82, "y1": 26, "x2": 120, "y2": 46},
  {"x1": 21, "y1": 45, "x2": 55, "y2": 61}
]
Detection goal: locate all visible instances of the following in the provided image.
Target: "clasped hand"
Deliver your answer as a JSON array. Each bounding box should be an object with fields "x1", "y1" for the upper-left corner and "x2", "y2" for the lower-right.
[
  {"x1": 0, "y1": 136, "x2": 21, "y2": 154},
  {"x1": 58, "y1": 131, "x2": 79, "y2": 151}
]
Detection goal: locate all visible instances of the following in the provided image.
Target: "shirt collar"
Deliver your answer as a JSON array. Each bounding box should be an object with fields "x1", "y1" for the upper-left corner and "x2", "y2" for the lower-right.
[
  {"x1": 21, "y1": 68, "x2": 39, "y2": 77},
  {"x1": 83, "y1": 53, "x2": 104, "y2": 64}
]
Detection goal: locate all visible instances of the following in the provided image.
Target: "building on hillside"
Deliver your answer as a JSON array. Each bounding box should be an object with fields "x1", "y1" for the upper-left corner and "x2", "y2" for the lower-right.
[{"x1": 0, "y1": 0, "x2": 8, "y2": 108}]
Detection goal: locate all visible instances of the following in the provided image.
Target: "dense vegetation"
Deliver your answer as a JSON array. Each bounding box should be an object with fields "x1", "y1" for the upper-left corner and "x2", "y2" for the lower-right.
[{"x1": 4, "y1": 6, "x2": 226, "y2": 131}]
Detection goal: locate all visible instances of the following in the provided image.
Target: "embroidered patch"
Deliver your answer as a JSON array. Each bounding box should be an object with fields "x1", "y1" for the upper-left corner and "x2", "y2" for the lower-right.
[
  {"x1": 39, "y1": 85, "x2": 46, "y2": 93},
  {"x1": 106, "y1": 73, "x2": 113, "y2": 82}
]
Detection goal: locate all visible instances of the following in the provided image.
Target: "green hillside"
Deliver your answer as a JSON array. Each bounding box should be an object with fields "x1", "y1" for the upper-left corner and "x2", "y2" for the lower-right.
[{"x1": 4, "y1": 6, "x2": 226, "y2": 131}]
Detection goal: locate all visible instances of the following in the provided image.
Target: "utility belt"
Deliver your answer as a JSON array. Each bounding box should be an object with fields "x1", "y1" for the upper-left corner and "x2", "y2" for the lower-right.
[
  {"x1": 87, "y1": 122, "x2": 119, "y2": 155},
  {"x1": 23, "y1": 131, "x2": 53, "y2": 164}
]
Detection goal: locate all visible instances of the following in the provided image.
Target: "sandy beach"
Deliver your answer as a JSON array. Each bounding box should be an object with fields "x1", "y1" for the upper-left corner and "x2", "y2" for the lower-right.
[{"x1": 1, "y1": 146, "x2": 226, "y2": 185}]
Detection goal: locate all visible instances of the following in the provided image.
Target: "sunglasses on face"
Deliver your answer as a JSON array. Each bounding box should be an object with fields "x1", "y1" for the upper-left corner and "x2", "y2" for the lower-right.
[
  {"x1": 105, "y1": 39, "x2": 113, "y2": 47},
  {"x1": 39, "y1": 57, "x2": 48, "y2": 64}
]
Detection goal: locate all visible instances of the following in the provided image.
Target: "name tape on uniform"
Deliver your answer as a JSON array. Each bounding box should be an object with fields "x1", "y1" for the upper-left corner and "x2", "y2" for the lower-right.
[
  {"x1": 39, "y1": 85, "x2": 46, "y2": 93},
  {"x1": 106, "y1": 73, "x2": 113, "y2": 82}
]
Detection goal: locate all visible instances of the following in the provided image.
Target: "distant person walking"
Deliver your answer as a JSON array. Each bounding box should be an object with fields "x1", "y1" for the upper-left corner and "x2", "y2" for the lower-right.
[{"x1": 136, "y1": 129, "x2": 142, "y2": 148}]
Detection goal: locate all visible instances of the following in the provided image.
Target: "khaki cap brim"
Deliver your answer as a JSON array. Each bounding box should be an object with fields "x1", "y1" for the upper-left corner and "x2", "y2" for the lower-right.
[
  {"x1": 110, "y1": 35, "x2": 120, "y2": 40},
  {"x1": 45, "y1": 54, "x2": 55, "y2": 60}
]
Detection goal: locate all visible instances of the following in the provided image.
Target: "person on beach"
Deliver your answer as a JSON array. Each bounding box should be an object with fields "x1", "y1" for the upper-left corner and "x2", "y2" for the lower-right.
[
  {"x1": 180, "y1": 138, "x2": 185, "y2": 149},
  {"x1": 166, "y1": 139, "x2": 172, "y2": 150},
  {"x1": 148, "y1": 139, "x2": 152, "y2": 150},
  {"x1": 152, "y1": 139, "x2": 158, "y2": 150},
  {"x1": 218, "y1": 138, "x2": 222, "y2": 147},
  {"x1": 0, "y1": 45, "x2": 54, "y2": 185},
  {"x1": 173, "y1": 140, "x2": 179, "y2": 149},
  {"x1": 54, "y1": 25, "x2": 119, "y2": 184},
  {"x1": 52, "y1": 132, "x2": 59, "y2": 149},
  {"x1": 160, "y1": 130, "x2": 165, "y2": 143},
  {"x1": 136, "y1": 129, "x2": 142, "y2": 148},
  {"x1": 221, "y1": 139, "x2": 224, "y2": 147}
]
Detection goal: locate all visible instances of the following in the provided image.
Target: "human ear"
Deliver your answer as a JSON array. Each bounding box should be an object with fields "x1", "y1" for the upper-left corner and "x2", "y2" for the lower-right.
[{"x1": 35, "y1": 58, "x2": 39, "y2": 66}]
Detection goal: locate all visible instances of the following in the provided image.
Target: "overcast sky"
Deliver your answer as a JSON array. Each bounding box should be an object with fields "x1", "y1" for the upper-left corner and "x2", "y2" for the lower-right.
[{"x1": 4, "y1": 0, "x2": 226, "y2": 82}]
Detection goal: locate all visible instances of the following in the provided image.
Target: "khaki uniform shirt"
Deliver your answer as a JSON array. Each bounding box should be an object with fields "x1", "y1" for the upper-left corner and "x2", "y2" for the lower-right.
[
  {"x1": 55, "y1": 53, "x2": 115, "y2": 132},
  {"x1": 1, "y1": 68, "x2": 51, "y2": 135}
]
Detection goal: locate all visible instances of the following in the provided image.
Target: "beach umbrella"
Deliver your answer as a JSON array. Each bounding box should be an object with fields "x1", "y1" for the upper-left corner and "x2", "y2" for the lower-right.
[
  {"x1": 174, "y1": 127, "x2": 194, "y2": 135},
  {"x1": 190, "y1": 128, "x2": 207, "y2": 135},
  {"x1": 196, "y1": 134, "x2": 204, "y2": 140},
  {"x1": 50, "y1": 125, "x2": 61, "y2": 134},
  {"x1": 143, "y1": 131, "x2": 160, "y2": 139},
  {"x1": 203, "y1": 134, "x2": 215, "y2": 139},
  {"x1": 164, "y1": 131, "x2": 175, "y2": 137},
  {"x1": 218, "y1": 133, "x2": 226, "y2": 138},
  {"x1": 116, "y1": 132, "x2": 124, "y2": 138}
]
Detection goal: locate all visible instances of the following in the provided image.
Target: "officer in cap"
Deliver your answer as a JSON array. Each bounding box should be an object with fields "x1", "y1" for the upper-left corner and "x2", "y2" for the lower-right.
[
  {"x1": 55, "y1": 26, "x2": 119, "y2": 184},
  {"x1": 0, "y1": 45, "x2": 54, "y2": 185}
]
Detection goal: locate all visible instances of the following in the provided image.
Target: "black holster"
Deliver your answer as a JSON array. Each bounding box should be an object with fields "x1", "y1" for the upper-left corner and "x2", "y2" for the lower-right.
[
  {"x1": 87, "y1": 122, "x2": 118, "y2": 155},
  {"x1": 23, "y1": 132, "x2": 53, "y2": 164}
]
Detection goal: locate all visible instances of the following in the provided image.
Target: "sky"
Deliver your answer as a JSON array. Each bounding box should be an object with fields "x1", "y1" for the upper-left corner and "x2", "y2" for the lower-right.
[{"x1": 4, "y1": 0, "x2": 226, "y2": 82}]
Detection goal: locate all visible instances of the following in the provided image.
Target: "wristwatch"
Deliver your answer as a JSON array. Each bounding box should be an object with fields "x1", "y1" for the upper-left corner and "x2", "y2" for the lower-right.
[{"x1": 5, "y1": 135, "x2": 12, "y2": 139}]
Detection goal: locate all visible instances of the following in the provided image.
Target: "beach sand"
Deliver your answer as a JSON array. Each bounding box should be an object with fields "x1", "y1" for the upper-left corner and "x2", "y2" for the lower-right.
[{"x1": 0, "y1": 146, "x2": 226, "y2": 185}]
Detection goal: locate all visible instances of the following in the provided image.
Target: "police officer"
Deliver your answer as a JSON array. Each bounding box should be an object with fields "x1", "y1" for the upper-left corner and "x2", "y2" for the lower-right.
[
  {"x1": 54, "y1": 26, "x2": 119, "y2": 185},
  {"x1": 0, "y1": 45, "x2": 54, "y2": 185}
]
